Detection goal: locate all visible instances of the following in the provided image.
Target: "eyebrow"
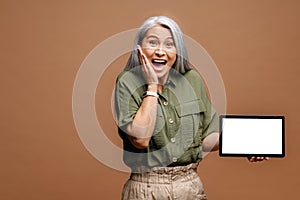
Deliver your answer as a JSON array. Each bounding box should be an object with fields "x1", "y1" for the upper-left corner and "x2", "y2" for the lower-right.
[{"x1": 146, "y1": 35, "x2": 174, "y2": 40}]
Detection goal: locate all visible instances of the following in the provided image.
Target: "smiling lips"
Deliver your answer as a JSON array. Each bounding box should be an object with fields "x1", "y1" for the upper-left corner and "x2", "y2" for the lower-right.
[{"x1": 152, "y1": 59, "x2": 167, "y2": 70}]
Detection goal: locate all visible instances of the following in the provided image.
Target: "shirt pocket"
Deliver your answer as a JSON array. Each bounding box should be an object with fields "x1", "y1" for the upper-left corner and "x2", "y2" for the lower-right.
[{"x1": 175, "y1": 99, "x2": 206, "y2": 150}]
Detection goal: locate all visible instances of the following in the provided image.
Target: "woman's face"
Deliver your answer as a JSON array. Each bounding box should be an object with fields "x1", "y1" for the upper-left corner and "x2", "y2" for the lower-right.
[{"x1": 141, "y1": 25, "x2": 177, "y2": 83}]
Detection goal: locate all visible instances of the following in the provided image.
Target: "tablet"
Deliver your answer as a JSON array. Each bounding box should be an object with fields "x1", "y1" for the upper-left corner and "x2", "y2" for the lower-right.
[{"x1": 219, "y1": 115, "x2": 285, "y2": 157}]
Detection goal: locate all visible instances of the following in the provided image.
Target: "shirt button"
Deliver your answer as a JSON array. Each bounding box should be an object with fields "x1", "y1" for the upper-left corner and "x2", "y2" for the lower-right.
[
  {"x1": 169, "y1": 118, "x2": 174, "y2": 124},
  {"x1": 163, "y1": 101, "x2": 168, "y2": 106},
  {"x1": 170, "y1": 137, "x2": 176, "y2": 143},
  {"x1": 172, "y1": 157, "x2": 177, "y2": 162}
]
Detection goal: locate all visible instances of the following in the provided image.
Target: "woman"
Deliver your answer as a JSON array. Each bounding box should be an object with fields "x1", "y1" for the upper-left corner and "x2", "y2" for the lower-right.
[{"x1": 114, "y1": 16, "x2": 265, "y2": 200}]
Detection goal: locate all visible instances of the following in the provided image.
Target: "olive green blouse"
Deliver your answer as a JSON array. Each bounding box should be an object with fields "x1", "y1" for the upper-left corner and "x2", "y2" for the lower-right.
[{"x1": 114, "y1": 68, "x2": 219, "y2": 169}]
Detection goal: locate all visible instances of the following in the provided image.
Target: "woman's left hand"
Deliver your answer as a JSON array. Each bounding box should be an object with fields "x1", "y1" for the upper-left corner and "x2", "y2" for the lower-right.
[{"x1": 248, "y1": 156, "x2": 269, "y2": 162}]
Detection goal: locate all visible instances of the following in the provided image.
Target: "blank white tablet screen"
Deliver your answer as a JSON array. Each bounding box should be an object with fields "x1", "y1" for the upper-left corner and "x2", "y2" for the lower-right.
[{"x1": 221, "y1": 118, "x2": 283, "y2": 155}]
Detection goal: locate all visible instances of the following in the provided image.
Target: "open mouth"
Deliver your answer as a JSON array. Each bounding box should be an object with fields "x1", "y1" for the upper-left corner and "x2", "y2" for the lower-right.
[{"x1": 152, "y1": 59, "x2": 167, "y2": 69}]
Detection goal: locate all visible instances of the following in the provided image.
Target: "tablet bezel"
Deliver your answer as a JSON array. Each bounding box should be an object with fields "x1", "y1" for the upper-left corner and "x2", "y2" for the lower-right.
[{"x1": 219, "y1": 115, "x2": 285, "y2": 158}]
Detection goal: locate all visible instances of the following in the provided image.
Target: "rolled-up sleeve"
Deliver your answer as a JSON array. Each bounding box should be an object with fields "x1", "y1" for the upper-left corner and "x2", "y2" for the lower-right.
[
  {"x1": 196, "y1": 73, "x2": 219, "y2": 139},
  {"x1": 114, "y1": 71, "x2": 144, "y2": 136}
]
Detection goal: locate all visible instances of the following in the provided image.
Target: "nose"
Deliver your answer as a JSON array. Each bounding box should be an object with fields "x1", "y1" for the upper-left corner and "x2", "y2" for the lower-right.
[{"x1": 155, "y1": 46, "x2": 166, "y2": 57}]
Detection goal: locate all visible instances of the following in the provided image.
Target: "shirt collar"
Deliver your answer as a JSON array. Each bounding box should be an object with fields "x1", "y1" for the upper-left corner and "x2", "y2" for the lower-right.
[{"x1": 165, "y1": 69, "x2": 183, "y2": 87}]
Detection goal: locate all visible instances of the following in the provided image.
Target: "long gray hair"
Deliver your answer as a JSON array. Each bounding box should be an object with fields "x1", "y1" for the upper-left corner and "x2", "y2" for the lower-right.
[{"x1": 124, "y1": 16, "x2": 191, "y2": 74}]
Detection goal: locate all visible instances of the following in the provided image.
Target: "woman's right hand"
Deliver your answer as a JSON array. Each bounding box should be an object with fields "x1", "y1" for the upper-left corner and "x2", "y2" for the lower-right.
[{"x1": 137, "y1": 45, "x2": 158, "y2": 85}]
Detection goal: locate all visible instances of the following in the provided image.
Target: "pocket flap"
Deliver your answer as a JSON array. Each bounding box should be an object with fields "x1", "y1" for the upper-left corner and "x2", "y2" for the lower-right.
[{"x1": 175, "y1": 99, "x2": 206, "y2": 117}]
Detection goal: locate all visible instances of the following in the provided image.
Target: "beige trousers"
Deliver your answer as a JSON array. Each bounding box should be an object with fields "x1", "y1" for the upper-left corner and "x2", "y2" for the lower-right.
[{"x1": 122, "y1": 163, "x2": 208, "y2": 200}]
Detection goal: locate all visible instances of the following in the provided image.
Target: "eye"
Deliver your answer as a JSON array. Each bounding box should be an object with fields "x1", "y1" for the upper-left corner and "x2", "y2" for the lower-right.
[
  {"x1": 148, "y1": 40, "x2": 158, "y2": 47},
  {"x1": 165, "y1": 41, "x2": 174, "y2": 48}
]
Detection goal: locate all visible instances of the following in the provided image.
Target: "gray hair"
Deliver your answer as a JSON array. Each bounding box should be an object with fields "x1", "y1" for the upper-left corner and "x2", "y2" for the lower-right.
[{"x1": 124, "y1": 16, "x2": 191, "y2": 74}]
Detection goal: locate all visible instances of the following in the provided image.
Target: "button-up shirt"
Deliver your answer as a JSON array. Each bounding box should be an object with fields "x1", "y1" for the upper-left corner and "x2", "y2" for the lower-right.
[{"x1": 114, "y1": 68, "x2": 219, "y2": 168}]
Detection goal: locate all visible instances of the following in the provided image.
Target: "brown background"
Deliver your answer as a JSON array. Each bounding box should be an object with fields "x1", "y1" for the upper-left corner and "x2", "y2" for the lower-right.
[{"x1": 1, "y1": 0, "x2": 299, "y2": 199}]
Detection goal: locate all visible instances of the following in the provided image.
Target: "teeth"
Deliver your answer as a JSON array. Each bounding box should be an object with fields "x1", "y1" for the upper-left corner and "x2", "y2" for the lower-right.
[{"x1": 153, "y1": 59, "x2": 166, "y2": 63}]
